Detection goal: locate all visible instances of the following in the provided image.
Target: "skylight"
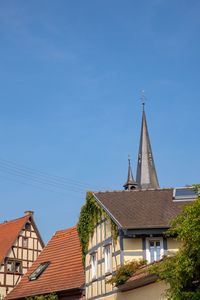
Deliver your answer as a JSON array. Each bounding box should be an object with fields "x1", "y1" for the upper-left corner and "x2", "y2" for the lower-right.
[
  {"x1": 173, "y1": 187, "x2": 197, "y2": 201},
  {"x1": 29, "y1": 262, "x2": 50, "y2": 281}
]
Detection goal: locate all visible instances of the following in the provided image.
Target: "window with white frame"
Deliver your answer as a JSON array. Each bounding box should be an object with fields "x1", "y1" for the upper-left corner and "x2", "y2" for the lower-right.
[
  {"x1": 91, "y1": 253, "x2": 97, "y2": 279},
  {"x1": 146, "y1": 238, "x2": 163, "y2": 263},
  {"x1": 104, "y1": 245, "x2": 111, "y2": 273}
]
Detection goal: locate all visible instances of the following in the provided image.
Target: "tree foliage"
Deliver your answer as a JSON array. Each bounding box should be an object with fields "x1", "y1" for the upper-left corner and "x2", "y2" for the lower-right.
[{"x1": 149, "y1": 185, "x2": 200, "y2": 300}]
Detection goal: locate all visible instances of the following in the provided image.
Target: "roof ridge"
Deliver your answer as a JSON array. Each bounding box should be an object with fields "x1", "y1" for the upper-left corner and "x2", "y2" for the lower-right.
[
  {"x1": 0, "y1": 214, "x2": 30, "y2": 226},
  {"x1": 54, "y1": 226, "x2": 77, "y2": 238},
  {"x1": 93, "y1": 188, "x2": 174, "y2": 194}
]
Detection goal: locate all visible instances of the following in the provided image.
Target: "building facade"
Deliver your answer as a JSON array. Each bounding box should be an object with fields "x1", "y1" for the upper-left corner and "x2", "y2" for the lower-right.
[
  {"x1": 83, "y1": 105, "x2": 196, "y2": 300},
  {"x1": 5, "y1": 226, "x2": 85, "y2": 300},
  {"x1": 0, "y1": 211, "x2": 44, "y2": 298},
  {"x1": 85, "y1": 188, "x2": 195, "y2": 300}
]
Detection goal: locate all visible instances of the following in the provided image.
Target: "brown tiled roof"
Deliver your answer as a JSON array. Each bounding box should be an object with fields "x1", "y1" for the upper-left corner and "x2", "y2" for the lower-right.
[
  {"x1": 0, "y1": 215, "x2": 31, "y2": 264},
  {"x1": 6, "y1": 226, "x2": 84, "y2": 299},
  {"x1": 94, "y1": 189, "x2": 191, "y2": 229}
]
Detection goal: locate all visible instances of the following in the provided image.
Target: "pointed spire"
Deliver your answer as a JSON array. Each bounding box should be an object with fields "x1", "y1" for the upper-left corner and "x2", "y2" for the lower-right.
[
  {"x1": 123, "y1": 156, "x2": 138, "y2": 190},
  {"x1": 136, "y1": 103, "x2": 159, "y2": 189}
]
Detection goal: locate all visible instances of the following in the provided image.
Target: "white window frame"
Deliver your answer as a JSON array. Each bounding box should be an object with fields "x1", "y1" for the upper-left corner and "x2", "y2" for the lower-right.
[
  {"x1": 146, "y1": 237, "x2": 164, "y2": 263},
  {"x1": 91, "y1": 253, "x2": 97, "y2": 280},
  {"x1": 104, "y1": 245, "x2": 112, "y2": 274}
]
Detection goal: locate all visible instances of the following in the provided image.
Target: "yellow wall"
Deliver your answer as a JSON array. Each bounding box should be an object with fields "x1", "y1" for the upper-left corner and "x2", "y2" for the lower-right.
[
  {"x1": 86, "y1": 218, "x2": 181, "y2": 300},
  {"x1": 123, "y1": 238, "x2": 142, "y2": 251},
  {"x1": 167, "y1": 238, "x2": 182, "y2": 255},
  {"x1": 119, "y1": 281, "x2": 168, "y2": 300},
  {"x1": 123, "y1": 237, "x2": 144, "y2": 263},
  {"x1": 86, "y1": 218, "x2": 121, "y2": 299},
  {"x1": 89, "y1": 281, "x2": 167, "y2": 300}
]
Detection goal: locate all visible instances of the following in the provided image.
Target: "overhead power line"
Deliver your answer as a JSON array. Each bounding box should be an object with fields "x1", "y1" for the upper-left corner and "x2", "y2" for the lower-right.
[
  {"x1": 0, "y1": 173, "x2": 84, "y2": 198},
  {"x1": 0, "y1": 158, "x2": 106, "y2": 195}
]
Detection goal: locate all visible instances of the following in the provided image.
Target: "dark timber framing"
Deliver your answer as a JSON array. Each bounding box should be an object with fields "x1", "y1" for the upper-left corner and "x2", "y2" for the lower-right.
[{"x1": 0, "y1": 215, "x2": 44, "y2": 298}]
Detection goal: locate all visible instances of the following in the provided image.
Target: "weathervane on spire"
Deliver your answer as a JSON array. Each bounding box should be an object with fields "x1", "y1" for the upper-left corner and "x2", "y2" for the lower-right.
[{"x1": 140, "y1": 89, "x2": 146, "y2": 110}]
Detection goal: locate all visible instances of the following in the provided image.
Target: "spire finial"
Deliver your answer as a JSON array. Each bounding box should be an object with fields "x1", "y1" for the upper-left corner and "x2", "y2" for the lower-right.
[{"x1": 140, "y1": 89, "x2": 146, "y2": 110}]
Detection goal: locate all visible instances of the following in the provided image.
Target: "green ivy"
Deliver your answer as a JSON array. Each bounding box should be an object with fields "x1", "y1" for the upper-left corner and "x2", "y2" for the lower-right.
[
  {"x1": 107, "y1": 259, "x2": 146, "y2": 286},
  {"x1": 77, "y1": 191, "x2": 118, "y2": 266},
  {"x1": 26, "y1": 293, "x2": 58, "y2": 300}
]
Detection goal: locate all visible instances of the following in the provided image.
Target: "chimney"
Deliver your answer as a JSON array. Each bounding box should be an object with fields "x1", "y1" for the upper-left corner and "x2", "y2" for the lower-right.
[{"x1": 24, "y1": 211, "x2": 34, "y2": 216}]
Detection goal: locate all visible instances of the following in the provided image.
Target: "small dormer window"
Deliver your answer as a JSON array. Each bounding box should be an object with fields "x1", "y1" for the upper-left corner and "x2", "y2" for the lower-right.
[{"x1": 29, "y1": 262, "x2": 50, "y2": 281}]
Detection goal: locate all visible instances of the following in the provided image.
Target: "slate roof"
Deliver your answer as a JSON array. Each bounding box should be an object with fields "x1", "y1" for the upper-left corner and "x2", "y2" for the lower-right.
[
  {"x1": 94, "y1": 189, "x2": 192, "y2": 229},
  {"x1": 6, "y1": 226, "x2": 84, "y2": 299},
  {"x1": 0, "y1": 215, "x2": 31, "y2": 264}
]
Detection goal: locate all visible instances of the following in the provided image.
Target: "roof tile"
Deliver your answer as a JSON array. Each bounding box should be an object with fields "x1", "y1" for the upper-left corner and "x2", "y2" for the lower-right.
[
  {"x1": 6, "y1": 226, "x2": 84, "y2": 299},
  {"x1": 94, "y1": 189, "x2": 192, "y2": 229},
  {"x1": 0, "y1": 215, "x2": 31, "y2": 264}
]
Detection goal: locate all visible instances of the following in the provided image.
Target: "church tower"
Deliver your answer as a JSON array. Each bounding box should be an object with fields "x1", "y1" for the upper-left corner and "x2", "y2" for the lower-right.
[
  {"x1": 136, "y1": 104, "x2": 159, "y2": 189},
  {"x1": 123, "y1": 156, "x2": 138, "y2": 190}
]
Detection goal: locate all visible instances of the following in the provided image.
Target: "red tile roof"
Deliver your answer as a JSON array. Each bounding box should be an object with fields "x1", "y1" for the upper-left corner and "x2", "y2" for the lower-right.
[
  {"x1": 6, "y1": 226, "x2": 85, "y2": 299},
  {"x1": 0, "y1": 215, "x2": 31, "y2": 264}
]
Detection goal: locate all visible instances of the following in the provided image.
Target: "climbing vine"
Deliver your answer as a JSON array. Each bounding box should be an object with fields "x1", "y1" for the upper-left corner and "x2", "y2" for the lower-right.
[
  {"x1": 107, "y1": 259, "x2": 146, "y2": 286},
  {"x1": 77, "y1": 191, "x2": 118, "y2": 265}
]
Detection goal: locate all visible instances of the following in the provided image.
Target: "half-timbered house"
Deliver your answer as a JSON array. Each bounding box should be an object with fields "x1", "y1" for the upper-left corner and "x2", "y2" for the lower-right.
[
  {"x1": 5, "y1": 226, "x2": 85, "y2": 300},
  {"x1": 0, "y1": 211, "x2": 44, "y2": 298},
  {"x1": 81, "y1": 105, "x2": 197, "y2": 300}
]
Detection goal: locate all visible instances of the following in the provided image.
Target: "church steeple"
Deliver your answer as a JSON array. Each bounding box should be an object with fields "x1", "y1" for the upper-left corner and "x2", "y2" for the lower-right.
[
  {"x1": 136, "y1": 104, "x2": 159, "y2": 189},
  {"x1": 123, "y1": 156, "x2": 138, "y2": 190}
]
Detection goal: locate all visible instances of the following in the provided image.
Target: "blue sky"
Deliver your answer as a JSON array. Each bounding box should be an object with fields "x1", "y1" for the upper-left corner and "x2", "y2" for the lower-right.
[{"x1": 0, "y1": 0, "x2": 199, "y2": 242}]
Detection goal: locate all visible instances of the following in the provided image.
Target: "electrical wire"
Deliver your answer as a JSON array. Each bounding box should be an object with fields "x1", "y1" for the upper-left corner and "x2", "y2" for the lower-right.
[
  {"x1": 0, "y1": 157, "x2": 106, "y2": 194},
  {"x1": 0, "y1": 173, "x2": 84, "y2": 198}
]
